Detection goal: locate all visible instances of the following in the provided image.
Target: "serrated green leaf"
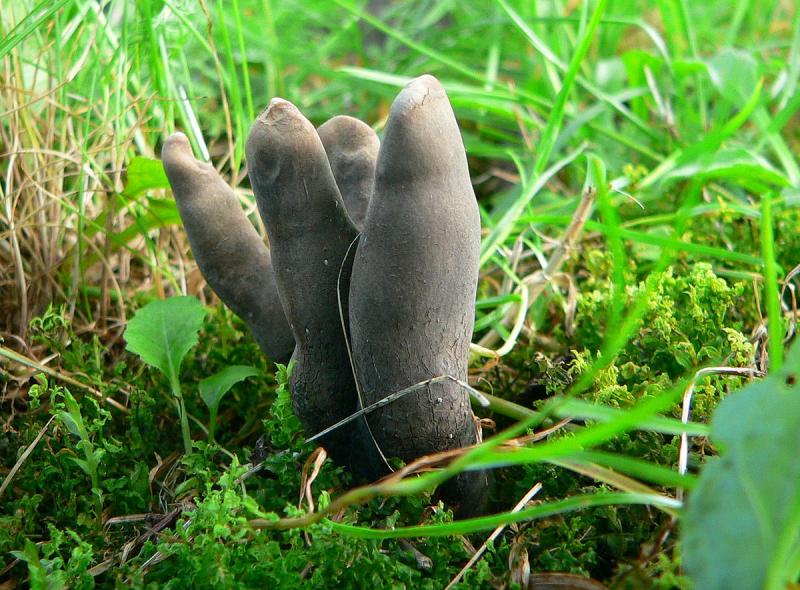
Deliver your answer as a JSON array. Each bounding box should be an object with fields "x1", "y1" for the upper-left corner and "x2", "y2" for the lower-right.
[
  {"x1": 199, "y1": 365, "x2": 258, "y2": 412},
  {"x1": 10, "y1": 539, "x2": 64, "y2": 590},
  {"x1": 124, "y1": 296, "x2": 206, "y2": 385},
  {"x1": 123, "y1": 156, "x2": 171, "y2": 198},
  {"x1": 683, "y1": 341, "x2": 800, "y2": 590}
]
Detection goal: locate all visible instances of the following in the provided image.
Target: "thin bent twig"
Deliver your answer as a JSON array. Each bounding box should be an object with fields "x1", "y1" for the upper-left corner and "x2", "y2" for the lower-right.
[
  {"x1": 444, "y1": 482, "x2": 542, "y2": 590},
  {"x1": 306, "y1": 374, "x2": 489, "y2": 444},
  {"x1": 474, "y1": 184, "x2": 596, "y2": 355},
  {"x1": 0, "y1": 415, "x2": 55, "y2": 500},
  {"x1": 676, "y1": 365, "x2": 763, "y2": 501}
]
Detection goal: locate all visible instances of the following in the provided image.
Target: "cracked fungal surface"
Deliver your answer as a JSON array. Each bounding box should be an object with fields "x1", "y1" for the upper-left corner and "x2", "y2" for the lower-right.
[
  {"x1": 161, "y1": 132, "x2": 294, "y2": 363},
  {"x1": 163, "y1": 75, "x2": 489, "y2": 511},
  {"x1": 317, "y1": 115, "x2": 379, "y2": 231},
  {"x1": 245, "y1": 99, "x2": 380, "y2": 476},
  {"x1": 349, "y1": 75, "x2": 488, "y2": 511},
  {"x1": 163, "y1": 114, "x2": 379, "y2": 364}
]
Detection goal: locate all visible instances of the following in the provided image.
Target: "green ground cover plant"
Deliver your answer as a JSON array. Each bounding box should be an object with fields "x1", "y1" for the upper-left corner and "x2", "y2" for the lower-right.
[{"x1": 2, "y1": 0, "x2": 800, "y2": 588}]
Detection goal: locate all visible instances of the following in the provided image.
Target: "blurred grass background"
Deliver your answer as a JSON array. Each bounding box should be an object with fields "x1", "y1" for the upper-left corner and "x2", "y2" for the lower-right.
[{"x1": 3, "y1": 0, "x2": 797, "y2": 340}]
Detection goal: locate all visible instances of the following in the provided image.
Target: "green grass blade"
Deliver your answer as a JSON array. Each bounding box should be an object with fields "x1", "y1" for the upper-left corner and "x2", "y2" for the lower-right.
[
  {"x1": 554, "y1": 399, "x2": 710, "y2": 436},
  {"x1": 328, "y1": 492, "x2": 680, "y2": 539},
  {"x1": 518, "y1": 215, "x2": 764, "y2": 267},
  {"x1": 498, "y1": 0, "x2": 656, "y2": 139},
  {"x1": 0, "y1": 0, "x2": 71, "y2": 58},
  {"x1": 231, "y1": 0, "x2": 255, "y2": 123},
  {"x1": 524, "y1": 0, "x2": 608, "y2": 179},
  {"x1": 589, "y1": 154, "x2": 625, "y2": 330},
  {"x1": 761, "y1": 193, "x2": 783, "y2": 371},
  {"x1": 479, "y1": 144, "x2": 587, "y2": 267}
]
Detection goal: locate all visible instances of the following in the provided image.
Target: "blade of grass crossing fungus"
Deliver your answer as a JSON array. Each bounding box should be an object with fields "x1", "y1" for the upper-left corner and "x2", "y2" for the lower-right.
[
  {"x1": 350, "y1": 373, "x2": 693, "y2": 507},
  {"x1": 373, "y1": 377, "x2": 692, "y2": 509},
  {"x1": 248, "y1": 364, "x2": 698, "y2": 535}
]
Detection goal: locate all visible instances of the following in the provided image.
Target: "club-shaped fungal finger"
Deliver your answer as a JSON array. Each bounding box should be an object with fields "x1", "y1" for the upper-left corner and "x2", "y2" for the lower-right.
[
  {"x1": 161, "y1": 132, "x2": 294, "y2": 363},
  {"x1": 348, "y1": 75, "x2": 488, "y2": 513},
  {"x1": 245, "y1": 100, "x2": 379, "y2": 475},
  {"x1": 317, "y1": 115, "x2": 379, "y2": 230}
]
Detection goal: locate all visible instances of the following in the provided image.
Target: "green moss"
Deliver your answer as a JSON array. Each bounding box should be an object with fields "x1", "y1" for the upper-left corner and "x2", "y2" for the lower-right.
[{"x1": 575, "y1": 262, "x2": 751, "y2": 376}]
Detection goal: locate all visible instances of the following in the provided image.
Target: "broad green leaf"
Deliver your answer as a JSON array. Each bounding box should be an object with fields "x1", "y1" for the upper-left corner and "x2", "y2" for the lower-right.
[
  {"x1": 199, "y1": 365, "x2": 258, "y2": 412},
  {"x1": 123, "y1": 156, "x2": 170, "y2": 198},
  {"x1": 124, "y1": 296, "x2": 206, "y2": 385},
  {"x1": 707, "y1": 48, "x2": 759, "y2": 106},
  {"x1": 683, "y1": 341, "x2": 800, "y2": 590}
]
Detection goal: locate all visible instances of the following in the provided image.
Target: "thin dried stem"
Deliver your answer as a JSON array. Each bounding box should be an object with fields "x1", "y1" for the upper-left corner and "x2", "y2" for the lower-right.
[{"x1": 474, "y1": 185, "x2": 595, "y2": 355}]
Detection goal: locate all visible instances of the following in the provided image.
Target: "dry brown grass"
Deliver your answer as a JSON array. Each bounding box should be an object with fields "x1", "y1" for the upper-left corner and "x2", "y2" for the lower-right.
[{"x1": 0, "y1": 7, "x2": 202, "y2": 350}]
